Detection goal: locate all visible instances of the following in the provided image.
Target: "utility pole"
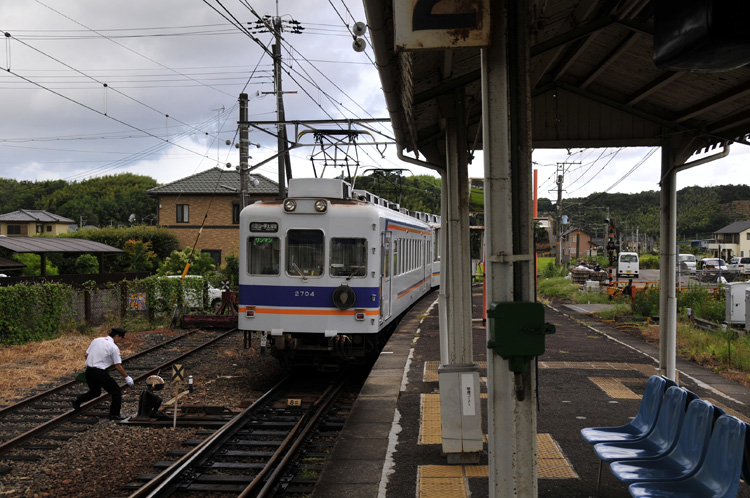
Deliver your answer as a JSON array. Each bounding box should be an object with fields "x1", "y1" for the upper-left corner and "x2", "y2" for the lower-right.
[
  {"x1": 273, "y1": 33, "x2": 287, "y2": 199},
  {"x1": 239, "y1": 93, "x2": 250, "y2": 208},
  {"x1": 555, "y1": 164, "x2": 564, "y2": 266},
  {"x1": 250, "y1": 9, "x2": 303, "y2": 199}
]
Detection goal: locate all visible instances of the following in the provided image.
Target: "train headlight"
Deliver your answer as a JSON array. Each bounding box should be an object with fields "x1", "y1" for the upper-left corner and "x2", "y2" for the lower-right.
[
  {"x1": 314, "y1": 199, "x2": 327, "y2": 212},
  {"x1": 283, "y1": 199, "x2": 297, "y2": 212}
]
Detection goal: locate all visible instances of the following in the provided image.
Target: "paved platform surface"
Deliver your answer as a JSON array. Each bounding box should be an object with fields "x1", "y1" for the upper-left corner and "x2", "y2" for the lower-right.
[{"x1": 313, "y1": 286, "x2": 750, "y2": 498}]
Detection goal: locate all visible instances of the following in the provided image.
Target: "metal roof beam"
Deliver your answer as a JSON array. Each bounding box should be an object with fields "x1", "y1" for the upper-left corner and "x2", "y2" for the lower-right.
[
  {"x1": 626, "y1": 72, "x2": 683, "y2": 106},
  {"x1": 673, "y1": 79, "x2": 750, "y2": 123}
]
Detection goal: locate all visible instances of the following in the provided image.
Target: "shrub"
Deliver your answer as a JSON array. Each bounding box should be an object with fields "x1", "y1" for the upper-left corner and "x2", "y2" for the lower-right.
[
  {"x1": 540, "y1": 261, "x2": 568, "y2": 279},
  {"x1": 537, "y1": 277, "x2": 578, "y2": 300},
  {"x1": 633, "y1": 286, "x2": 660, "y2": 317},
  {"x1": 0, "y1": 283, "x2": 74, "y2": 344}
]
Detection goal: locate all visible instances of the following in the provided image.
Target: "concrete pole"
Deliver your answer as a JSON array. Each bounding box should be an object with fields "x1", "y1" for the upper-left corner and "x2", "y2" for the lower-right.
[
  {"x1": 483, "y1": 1, "x2": 537, "y2": 495},
  {"x1": 439, "y1": 171, "x2": 450, "y2": 365},
  {"x1": 239, "y1": 93, "x2": 249, "y2": 208},
  {"x1": 443, "y1": 88, "x2": 473, "y2": 365},
  {"x1": 273, "y1": 40, "x2": 285, "y2": 199},
  {"x1": 659, "y1": 139, "x2": 677, "y2": 380}
]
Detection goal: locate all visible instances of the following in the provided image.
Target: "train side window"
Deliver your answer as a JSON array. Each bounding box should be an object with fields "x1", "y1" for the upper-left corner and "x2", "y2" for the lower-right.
[
  {"x1": 330, "y1": 238, "x2": 367, "y2": 278},
  {"x1": 248, "y1": 237, "x2": 280, "y2": 275},
  {"x1": 287, "y1": 229, "x2": 325, "y2": 277}
]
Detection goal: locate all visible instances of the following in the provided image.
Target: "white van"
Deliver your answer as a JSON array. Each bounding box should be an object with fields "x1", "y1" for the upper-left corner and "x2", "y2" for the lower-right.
[{"x1": 617, "y1": 252, "x2": 639, "y2": 279}]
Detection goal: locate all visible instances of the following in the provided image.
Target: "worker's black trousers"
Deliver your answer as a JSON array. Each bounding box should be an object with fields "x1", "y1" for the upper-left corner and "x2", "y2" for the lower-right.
[{"x1": 75, "y1": 366, "x2": 122, "y2": 417}]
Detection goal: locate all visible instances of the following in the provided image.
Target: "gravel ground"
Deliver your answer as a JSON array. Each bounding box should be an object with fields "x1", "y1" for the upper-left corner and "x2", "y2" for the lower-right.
[{"x1": 0, "y1": 329, "x2": 286, "y2": 498}]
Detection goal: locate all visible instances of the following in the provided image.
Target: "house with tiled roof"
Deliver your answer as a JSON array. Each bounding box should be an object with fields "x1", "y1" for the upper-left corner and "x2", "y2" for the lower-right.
[
  {"x1": 708, "y1": 220, "x2": 750, "y2": 260},
  {"x1": 0, "y1": 209, "x2": 75, "y2": 237},
  {"x1": 147, "y1": 167, "x2": 278, "y2": 267}
]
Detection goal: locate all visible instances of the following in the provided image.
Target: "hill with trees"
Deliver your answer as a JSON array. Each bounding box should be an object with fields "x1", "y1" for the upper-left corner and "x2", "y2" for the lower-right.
[{"x1": 0, "y1": 173, "x2": 157, "y2": 227}]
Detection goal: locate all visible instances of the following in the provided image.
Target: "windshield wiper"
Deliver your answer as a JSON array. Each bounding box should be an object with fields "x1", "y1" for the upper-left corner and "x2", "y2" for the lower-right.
[{"x1": 291, "y1": 262, "x2": 307, "y2": 281}]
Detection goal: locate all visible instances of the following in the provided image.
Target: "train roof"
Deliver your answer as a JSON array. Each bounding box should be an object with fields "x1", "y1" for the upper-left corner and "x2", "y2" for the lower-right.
[{"x1": 286, "y1": 178, "x2": 441, "y2": 226}]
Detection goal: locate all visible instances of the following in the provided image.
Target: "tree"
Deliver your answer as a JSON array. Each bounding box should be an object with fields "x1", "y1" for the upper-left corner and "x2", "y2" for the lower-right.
[
  {"x1": 123, "y1": 239, "x2": 158, "y2": 272},
  {"x1": 158, "y1": 248, "x2": 216, "y2": 276},
  {"x1": 13, "y1": 254, "x2": 58, "y2": 276},
  {"x1": 74, "y1": 254, "x2": 99, "y2": 274}
]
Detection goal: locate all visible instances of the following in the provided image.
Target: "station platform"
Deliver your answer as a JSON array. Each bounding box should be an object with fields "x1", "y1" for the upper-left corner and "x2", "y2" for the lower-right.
[{"x1": 313, "y1": 285, "x2": 750, "y2": 498}]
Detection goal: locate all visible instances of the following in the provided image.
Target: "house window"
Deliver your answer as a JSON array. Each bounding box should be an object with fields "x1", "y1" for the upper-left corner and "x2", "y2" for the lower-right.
[
  {"x1": 232, "y1": 201, "x2": 240, "y2": 225},
  {"x1": 203, "y1": 250, "x2": 222, "y2": 269},
  {"x1": 7, "y1": 225, "x2": 21, "y2": 235},
  {"x1": 747, "y1": 233, "x2": 750, "y2": 240},
  {"x1": 47, "y1": 225, "x2": 52, "y2": 232},
  {"x1": 176, "y1": 204, "x2": 189, "y2": 223},
  {"x1": 36, "y1": 225, "x2": 43, "y2": 234}
]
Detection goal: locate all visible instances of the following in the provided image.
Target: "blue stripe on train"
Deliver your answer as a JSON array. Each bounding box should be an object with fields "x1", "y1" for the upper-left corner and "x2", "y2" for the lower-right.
[{"x1": 239, "y1": 284, "x2": 381, "y2": 309}]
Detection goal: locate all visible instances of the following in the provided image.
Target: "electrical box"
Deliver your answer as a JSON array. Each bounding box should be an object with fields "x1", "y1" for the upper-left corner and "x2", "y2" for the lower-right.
[
  {"x1": 438, "y1": 363, "x2": 483, "y2": 461},
  {"x1": 725, "y1": 282, "x2": 750, "y2": 324},
  {"x1": 487, "y1": 302, "x2": 555, "y2": 373}
]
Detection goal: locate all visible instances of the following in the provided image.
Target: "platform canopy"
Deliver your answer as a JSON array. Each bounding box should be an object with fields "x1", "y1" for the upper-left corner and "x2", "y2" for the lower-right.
[
  {"x1": 364, "y1": 0, "x2": 750, "y2": 166},
  {"x1": 0, "y1": 237, "x2": 124, "y2": 254},
  {"x1": 0, "y1": 237, "x2": 123, "y2": 276}
]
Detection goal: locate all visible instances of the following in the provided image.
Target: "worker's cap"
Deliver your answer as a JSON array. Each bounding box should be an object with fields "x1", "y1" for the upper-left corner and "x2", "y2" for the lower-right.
[{"x1": 109, "y1": 327, "x2": 127, "y2": 338}]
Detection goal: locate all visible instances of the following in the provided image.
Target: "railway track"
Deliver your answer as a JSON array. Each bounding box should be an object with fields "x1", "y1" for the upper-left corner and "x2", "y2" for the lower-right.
[
  {"x1": 125, "y1": 371, "x2": 361, "y2": 498},
  {"x1": 0, "y1": 328, "x2": 237, "y2": 461}
]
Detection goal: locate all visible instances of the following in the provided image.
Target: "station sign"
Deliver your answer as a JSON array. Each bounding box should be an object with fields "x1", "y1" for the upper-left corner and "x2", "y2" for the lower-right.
[{"x1": 394, "y1": 0, "x2": 490, "y2": 51}]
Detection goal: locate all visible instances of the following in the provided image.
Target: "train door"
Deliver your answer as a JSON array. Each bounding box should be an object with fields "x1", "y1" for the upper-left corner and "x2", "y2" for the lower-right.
[
  {"x1": 380, "y1": 231, "x2": 392, "y2": 321},
  {"x1": 422, "y1": 235, "x2": 428, "y2": 291}
]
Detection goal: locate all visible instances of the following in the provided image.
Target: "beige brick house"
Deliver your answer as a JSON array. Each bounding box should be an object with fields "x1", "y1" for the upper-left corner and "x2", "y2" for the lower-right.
[
  {"x1": 0, "y1": 209, "x2": 74, "y2": 236},
  {"x1": 147, "y1": 168, "x2": 278, "y2": 268}
]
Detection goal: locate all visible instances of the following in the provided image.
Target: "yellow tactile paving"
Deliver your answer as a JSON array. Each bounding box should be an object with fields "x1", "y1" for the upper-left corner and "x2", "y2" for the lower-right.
[
  {"x1": 537, "y1": 433, "x2": 579, "y2": 479},
  {"x1": 421, "y1": 465, "x2": 465, "y2": 478},
  {"x1": 420, "y1": 393, "x2": 442, "y2": 444},
  {"x1": 629, "y1": 363, "x2": 659, "y2": 377},
  {"x1": 420, "y1": 393, "x2": 577, "y2": 484},
  {"x1": 704, "y1": 398, "x2": 750, "y2": 424},
  {"x1": 419, "y1": 475, "x2": 467, "y2": 497},
  {"x1": 423, "y1": 361, "x2": 487, "y2": 382},
  {"x1": 540, "y1": 361, "x2": 641, "y2": 371},
  {"x1": 418, "y1": 433, "x2": 576, "y2": 495},
  {"x1": 463, "y1": 466, "x2": 488, "y2": 478},
  {"x1": 588, "y1": 377, "x2": 643, "y2": 399}
]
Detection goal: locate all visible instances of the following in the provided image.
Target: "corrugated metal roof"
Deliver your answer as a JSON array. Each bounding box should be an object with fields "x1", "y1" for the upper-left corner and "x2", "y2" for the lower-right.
[
  {"x1": 146, "y1": 167, "x2": 278, "y2": 195},
  {"x1": 363, "y1": 0, "x2": 750, "y2": 165},
  {"x1": 0, "y1": 209, "x2": 75, "y2": 223},
  {"x1": 0, "y1": 237, "x2": 124, "y2": 254},
  {"x1": 714, "y1": 221, "x2": 750, "y2": 234},
  {"x1": 0, "y1": 256, "x2": 25, "y2": 270}
]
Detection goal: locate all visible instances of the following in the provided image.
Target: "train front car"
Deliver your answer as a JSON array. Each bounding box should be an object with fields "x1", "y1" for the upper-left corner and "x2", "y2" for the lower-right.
[{"x1": 239, "y1": 178, "x2": 428, "y2": 369}]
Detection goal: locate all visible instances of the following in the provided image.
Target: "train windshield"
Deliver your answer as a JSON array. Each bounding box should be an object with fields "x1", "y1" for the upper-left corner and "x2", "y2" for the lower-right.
[
  {"x1": 286, "y1": 229, "x2": 325, "y2": 277},
  {"x1": 330, "y1": 238, "x2": 367, "y2": 278},
  {"x1": 247, "y1": 236, "x2": 280, "y2": 275}
]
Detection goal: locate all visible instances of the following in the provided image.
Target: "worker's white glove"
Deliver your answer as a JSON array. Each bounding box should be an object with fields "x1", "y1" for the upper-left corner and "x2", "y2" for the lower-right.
[{"x1": 125, "y1": 376, "x2": 134, "y2": 387}]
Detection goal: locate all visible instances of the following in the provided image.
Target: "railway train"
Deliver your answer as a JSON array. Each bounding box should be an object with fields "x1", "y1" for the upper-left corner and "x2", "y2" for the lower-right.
[{"x1": 238, "y1": 177, "x2": 441, "y2": 368}]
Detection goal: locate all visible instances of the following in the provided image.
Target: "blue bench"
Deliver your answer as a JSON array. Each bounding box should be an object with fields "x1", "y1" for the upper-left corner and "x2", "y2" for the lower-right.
[
  {"x1": 581, "y1": 376, "x2": 667, "y2": 445},
  {"x1": 581, "y1": 375, "x2": 747, "y2": 497},
  {"x1": 628, "y1": 415, "x2": 746, "y2": 498}
]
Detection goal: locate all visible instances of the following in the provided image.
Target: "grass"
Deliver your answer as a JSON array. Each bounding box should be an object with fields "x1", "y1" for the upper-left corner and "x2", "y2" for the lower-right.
[{"x1": 537, "y1": 272, "x2": 750, "y2": 386}]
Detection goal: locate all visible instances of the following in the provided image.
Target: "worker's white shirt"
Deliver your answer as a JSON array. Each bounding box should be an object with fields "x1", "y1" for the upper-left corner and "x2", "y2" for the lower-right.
[{"x1": 85, "y1": 336, "x2": 122, "y2": 369}]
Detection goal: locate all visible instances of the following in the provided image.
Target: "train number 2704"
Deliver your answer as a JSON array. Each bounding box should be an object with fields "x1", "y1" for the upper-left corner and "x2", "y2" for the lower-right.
[{"x1": 294, "y1": 290, "x2": 315, "y2": 297}]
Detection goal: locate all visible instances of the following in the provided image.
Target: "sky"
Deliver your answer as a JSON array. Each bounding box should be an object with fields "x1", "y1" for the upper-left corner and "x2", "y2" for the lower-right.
[{"x1": 1, "y1": 0, "x2": 748, "y2": 201}]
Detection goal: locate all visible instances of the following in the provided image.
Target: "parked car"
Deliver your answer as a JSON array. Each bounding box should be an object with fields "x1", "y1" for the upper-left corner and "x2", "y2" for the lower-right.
[
  {"x1": 617, "y1": 252, "x2": 639, "y2": 278},
  {"x1": 159, "y1": 275, "x2": 222, "y2": 310},
  {"x1": 677, "y1": 254, "x2": 697, "y2": 274},
  {"x1": 727, "y1": 256, "x2": 750, "y2": 275},
  {"x1": 699, "y1": 258, "x2": 728, "y2": 271}
]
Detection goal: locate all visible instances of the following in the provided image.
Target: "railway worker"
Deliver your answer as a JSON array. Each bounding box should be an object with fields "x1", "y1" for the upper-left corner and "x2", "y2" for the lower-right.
[{"x1": 72, "y1": 327, "x2": 134, "y2": 420}]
